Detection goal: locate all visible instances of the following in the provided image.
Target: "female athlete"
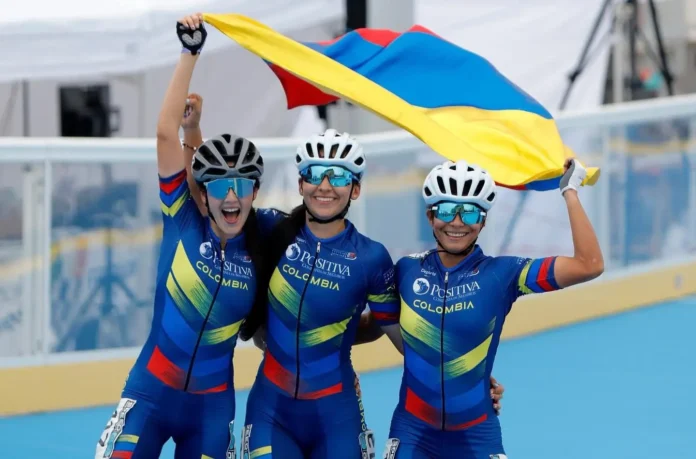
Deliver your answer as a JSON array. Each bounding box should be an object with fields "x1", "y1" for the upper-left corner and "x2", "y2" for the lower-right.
[
  {"x1": 95, "y1": 14, "x2": 267, "y2": 459},
  {"x1": 232, "y1": 126, "x2": 399, "y2": 459},
  {"x1": 377, "y1": 158, "x2": 604, "y2": 458}
]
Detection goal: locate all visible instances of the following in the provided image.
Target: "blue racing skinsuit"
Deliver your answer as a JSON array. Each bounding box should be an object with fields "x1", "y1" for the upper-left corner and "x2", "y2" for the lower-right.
[
  {"x1": 95, "y1": 169, "x2": 260, "y2": 459},
  {"x1": 380, "y1": 246, "x2": 562, "y2": 459},
  {"x1": 241, "y1": 220, "x2": 399, "y2": 459}
]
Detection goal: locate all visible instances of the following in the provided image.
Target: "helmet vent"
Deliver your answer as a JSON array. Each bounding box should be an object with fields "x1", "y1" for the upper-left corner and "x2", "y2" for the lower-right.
[
  {"x1": 474, "y1": 180, "x2": 485, "y2": 196},
  {"x1": 436, "y1": 176, "x2": 446, "y2": 194},
  {"x1": 449, "y1": 177, "x2": 458, "y2": 196},
  {"x1": 340, "y1": 144, "x2": 352, "y2": 159},
  {"x1": 233, "y1": 138, "x2": 246, "y2": 155},
  {"x1": 198, "y1": 145, "x2": 220, "y2": 166},
  {"x1": 212, "y1": 140, "x2": 226, "y2": 156},
  {"x1": 329, "y1": 144, "x2": 339, "y2": 159},
  {"x1": 462, "y1": 179, "x2": 472, "y2": 196}
]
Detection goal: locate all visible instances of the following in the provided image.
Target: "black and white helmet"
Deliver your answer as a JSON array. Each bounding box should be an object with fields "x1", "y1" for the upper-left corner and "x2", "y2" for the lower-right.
[
  {"x1": 422, "y1": 160, "x2": 497, "y2": 211},
  {"x1": 295, "y1": 128, "x2": 366, "y2": 180},
  {"x1": 192, "y1": 134, "x2": 263, "y2": 183}
]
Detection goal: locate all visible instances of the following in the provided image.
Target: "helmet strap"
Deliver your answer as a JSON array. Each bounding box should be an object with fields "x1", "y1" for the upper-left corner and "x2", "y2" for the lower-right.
[
  {"x1": 203, "y1": 191, "x2": 218, "y2": 225},
  {"x1": 305, "y1": 200, "x2": 351, "y2": 224}
]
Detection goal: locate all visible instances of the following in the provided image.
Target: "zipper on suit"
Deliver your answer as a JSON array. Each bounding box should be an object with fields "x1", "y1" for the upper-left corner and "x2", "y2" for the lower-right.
[
  {"x1": 293, "y1": 241, "x2": 321, "y2": 398},
  {"x1": 184, "y1": 244, "x2": 225, "y2": 391},
  {"x1": 440, "y1": 270, "x2": 449, "y2": 430}
]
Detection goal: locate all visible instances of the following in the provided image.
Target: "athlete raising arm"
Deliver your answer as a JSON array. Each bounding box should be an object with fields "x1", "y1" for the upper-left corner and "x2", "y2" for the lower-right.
[
  {"x1": 379, "y1": 159, "x2": 603, "y2": 458},
  {"x1": 95, "y1": 14, "x2": 267, "y2": 459}
]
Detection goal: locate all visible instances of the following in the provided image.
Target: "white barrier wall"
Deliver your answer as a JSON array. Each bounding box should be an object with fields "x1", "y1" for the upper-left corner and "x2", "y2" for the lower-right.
[{"x1": 0, "y1": 94, "x2": 695, "y2": 364}]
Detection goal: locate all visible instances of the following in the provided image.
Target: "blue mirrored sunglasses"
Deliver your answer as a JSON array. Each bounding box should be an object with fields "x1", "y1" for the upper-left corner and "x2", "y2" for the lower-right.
[
  {"x1": 300, "y1": 165, "x2": 355, "y2": 187},
  {"x1": 204, "y1": 178, "x2": 255, "y2": 200},
  {"x1": 431, "y1": 202, "x2": 486, "y2": 225}
]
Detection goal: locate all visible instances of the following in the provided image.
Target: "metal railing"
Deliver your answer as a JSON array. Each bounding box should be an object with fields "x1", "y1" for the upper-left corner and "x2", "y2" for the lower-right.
[{"x1": 1, "y1": 93, "x2": 695, "y2": 362}]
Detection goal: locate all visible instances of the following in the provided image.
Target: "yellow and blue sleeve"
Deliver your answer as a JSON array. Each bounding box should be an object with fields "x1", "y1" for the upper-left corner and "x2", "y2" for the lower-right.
[{"x1": 516, "y1": 257, "x2": 562, "y2": 297}]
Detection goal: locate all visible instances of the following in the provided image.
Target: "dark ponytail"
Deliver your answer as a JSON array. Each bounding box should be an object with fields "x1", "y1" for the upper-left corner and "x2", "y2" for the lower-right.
[
  {"x1": 238, "y1": 203, "x2": 307, "y2": 341},
  {"x1": 238, "y1": 207, "x2": 267, "y2": 341},
  {"x1": 268, "y1": 203, "x2": 307, "y2": 269}
]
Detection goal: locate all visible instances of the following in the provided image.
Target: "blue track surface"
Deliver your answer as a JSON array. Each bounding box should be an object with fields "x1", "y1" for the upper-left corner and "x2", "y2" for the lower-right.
[{"x1": 1, "y1": 297, "x2": 694, "y2": 458}]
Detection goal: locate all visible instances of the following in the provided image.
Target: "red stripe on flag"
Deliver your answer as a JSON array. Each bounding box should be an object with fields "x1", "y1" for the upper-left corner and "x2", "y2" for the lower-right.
[
  {"x1": 269, "y1": 64, "x2": 338, "y2": 109},
  {"x1": 356, "y1": 25, "x2": 440, "y2": 47},
  {"x1": 355, "y1": 29, "x2": 400, "y2": 47}
]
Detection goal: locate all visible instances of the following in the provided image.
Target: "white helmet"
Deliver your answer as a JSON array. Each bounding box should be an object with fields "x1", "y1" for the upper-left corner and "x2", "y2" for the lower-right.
[
  {"x1": 295, "y1": 128, "x2": 366, "y2": 180},
  {"x1": 422, "y1": 160, "x2": 497, "y2": 210}
]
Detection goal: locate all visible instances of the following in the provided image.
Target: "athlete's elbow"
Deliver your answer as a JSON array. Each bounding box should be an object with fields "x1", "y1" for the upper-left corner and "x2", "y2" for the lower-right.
[
  {"x1": 156, "y1": 125, "x2": 176, "y2": 144},
  {"x1": 568, "y1": 256, "x2": 604, "y2": 285},
  {"x1": 589, "y1": 260, "x2": 604, "y2": 280},
  {"x1": 582, "y1": 255, "x2": 604, "y2": 281}
]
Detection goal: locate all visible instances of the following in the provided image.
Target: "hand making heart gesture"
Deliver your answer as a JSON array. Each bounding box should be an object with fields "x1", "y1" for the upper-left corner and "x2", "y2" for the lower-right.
[{"x1": 177, "y1": 13, "x2": 207, "y2": 55}]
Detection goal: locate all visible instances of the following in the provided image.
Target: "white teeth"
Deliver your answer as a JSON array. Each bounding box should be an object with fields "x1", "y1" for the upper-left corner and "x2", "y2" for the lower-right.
[
  {"x1": 446, "y1": 232, "x2": 467, "y2": 237},
  {"x1": 316, "y1": 197, "x2": 334, "y2": 202},
  {"x1": 221, "y1": 207, "x2": 239, "y2": 212}
]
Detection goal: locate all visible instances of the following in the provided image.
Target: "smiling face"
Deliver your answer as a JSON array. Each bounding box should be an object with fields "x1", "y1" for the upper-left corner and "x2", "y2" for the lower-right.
[
  {"x1": 299, "y1": 176, "x2": 360, "y2": 220},
  {"x1": 200, "y1": 178, "x2": 258, "y2": 239},
  {"x1": 427, "y1": 202, "x2": 486, "y2": 254}
]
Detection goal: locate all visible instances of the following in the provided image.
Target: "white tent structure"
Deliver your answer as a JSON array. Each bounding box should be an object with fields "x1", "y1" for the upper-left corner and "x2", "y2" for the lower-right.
[
  {"x1": 3, "y1": 0, "x2": 343, "y2": 82},
  {"x1": 0, "y1": 0, "x2": 344, "y2": 137},
  {"x1": 2, "y1": 0, "x2": 689, "y2": 140}
]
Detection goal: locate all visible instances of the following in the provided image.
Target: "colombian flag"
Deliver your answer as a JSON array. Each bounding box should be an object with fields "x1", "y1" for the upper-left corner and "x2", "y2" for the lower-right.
[{"x1": 203, "y1": 14, "x2": 600, "y2": 191}]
